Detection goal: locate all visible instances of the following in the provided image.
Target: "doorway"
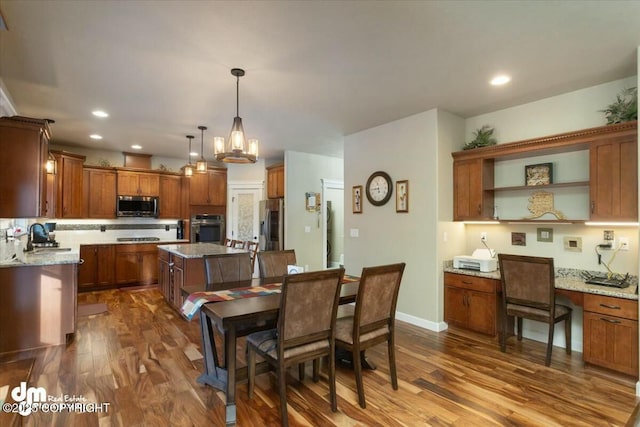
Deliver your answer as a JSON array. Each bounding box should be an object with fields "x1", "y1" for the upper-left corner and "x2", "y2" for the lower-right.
[{"x1": 321, "y1": 179, "x2": 344, "y2": 269}]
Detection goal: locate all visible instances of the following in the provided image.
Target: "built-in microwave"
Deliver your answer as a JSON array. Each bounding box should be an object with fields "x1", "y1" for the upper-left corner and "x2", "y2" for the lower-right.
[{"x1": 117, "y1": 195, "x2": 159, "y2": 217}]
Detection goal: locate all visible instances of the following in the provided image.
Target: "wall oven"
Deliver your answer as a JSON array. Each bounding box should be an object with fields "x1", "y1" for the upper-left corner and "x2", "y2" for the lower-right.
[{"x1": 191, "y1": 214, "x2": 225, "y2": 244}]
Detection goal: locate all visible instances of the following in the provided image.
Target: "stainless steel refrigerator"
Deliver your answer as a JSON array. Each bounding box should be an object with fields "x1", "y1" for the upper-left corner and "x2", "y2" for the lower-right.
[{"x1": 259, "y1": 199, "x2": 284, "y2": 251}]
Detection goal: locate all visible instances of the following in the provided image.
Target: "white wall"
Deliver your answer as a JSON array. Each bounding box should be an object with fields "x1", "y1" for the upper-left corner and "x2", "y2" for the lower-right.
[{"x1": 284, "y1": 151, "x2": 343, "y2": 272}]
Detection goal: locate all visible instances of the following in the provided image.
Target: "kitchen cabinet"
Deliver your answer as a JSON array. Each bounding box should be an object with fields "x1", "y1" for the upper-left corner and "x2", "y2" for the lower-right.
[
  {"x1": 117, "y1": 170, "x2": 160, "y2": 196},
  {"x1": 444, "y1": 272, "x2": 500, "y2": 336},
  {"x1": 83, "y1": 167, "x2": 117, "y2": 218},
  {"x1": 0, "y1": 116, "x2": 51, "y2": 218},
  {"x1": 453, "y1": 158, "x2": 493, "y2": 220},
  {"x1": 583, "y1": 294, "x2": 638, "y2": 376},
  {"x1": 115, "y1": 243, "x2": 158, "y2": 286},
  {"x1": 78, "y1": 244, "x2": 115, "y2": 290},
  {"x1": 159, "y1": 174, "x2": 182, "y2": 218},
  {"x1": 158, "y1": 249, "x2": 206, "y2": 309},
  {"x1": 267, "y1": 163, "x2": 285, "y2": 199},
  {"x1": 189, "y1": 168, "x2": 227, "y2": 206},
  {"x1": 451, "y1": 121, "x2": 637, "y2": 222},
  {"x1": 590, "y1": 135, "x2": 638, "y2": 221},
  {"x1": 52, "y1": 151, "x2": 86, "y2": 218}
]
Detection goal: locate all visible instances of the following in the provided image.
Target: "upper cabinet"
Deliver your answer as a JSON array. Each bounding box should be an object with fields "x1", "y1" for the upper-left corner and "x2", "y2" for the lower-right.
[
  {"x1": 189, "y1": 168, "x2": 227, "y2": 207},
  {"x1": 267, "y1": 163, "x2": 284, "y2": 199},
  {"x1": 452, "y1": 122, "x2": 638, "y2": 222},
  {"x1": 0, "y1": 116, "x2": 50, "y2": 218},
  {"x1": 117, "y1": 170, "x2": 160, "y2": 196},
  {"x1": 83, "y1": 167, "x2": 117, "y2": 218},
  {"x1": 52, "y1": 150, "x2": 86, "y2": 219},
  {"x1": 159, "y1": 174, "x2": 182, "y2": 218}
]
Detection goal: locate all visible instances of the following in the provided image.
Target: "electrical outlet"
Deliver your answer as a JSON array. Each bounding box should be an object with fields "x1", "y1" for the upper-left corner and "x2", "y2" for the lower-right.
[
  {"x1": 480, "y1": 232, "x2": 487, "y2": 242},
  {"x1": 619, "y1": 237, "x2": 629, "y2": 251}
]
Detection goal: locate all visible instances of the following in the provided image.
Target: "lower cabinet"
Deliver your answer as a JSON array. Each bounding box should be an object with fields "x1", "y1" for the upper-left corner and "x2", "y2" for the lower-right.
[
  {"x1": 158, "y1": 249, "x2": 205, "y2": 310},
  {"x1": 115, "y1": 244, "x2": 158, "y2": 286},
  {"x1": 444, "y1": 272, "x2": 500, "y2": 336},
  {"x1": 583, "y1": 294, "x2": 638, "y2": 376},
  {"x1": 78, "y1": 245, "x2": 115, "y2": 290}
]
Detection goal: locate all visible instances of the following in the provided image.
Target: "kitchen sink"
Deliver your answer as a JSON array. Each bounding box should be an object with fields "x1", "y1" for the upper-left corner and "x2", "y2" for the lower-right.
[{"x1": 29, "y1": 247, "x2": 73, "y2": 254}]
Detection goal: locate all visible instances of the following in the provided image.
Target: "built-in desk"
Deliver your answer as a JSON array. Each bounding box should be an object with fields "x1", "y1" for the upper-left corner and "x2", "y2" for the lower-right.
[{"x1": 444, "y1": 262, "x2": 638, "y2": 377}]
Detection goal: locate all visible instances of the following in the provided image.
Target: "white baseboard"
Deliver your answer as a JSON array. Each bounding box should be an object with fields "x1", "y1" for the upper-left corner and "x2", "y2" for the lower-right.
[
  {"x1": 395, "y1": 311, "x2": 447, "y2": 332},
  {"x1": 636, "y1": 381, "x2": 640, "y2": 397}
]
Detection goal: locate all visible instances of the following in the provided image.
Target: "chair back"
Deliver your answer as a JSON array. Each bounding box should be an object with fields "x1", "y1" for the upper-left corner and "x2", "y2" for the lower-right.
[
  {"x1": 354, "y1": 263, "x2": 406, "y2": 335},
  {"x1": 257, "y1": 250, "x2": 297, "y2": 280},
  {"x1": 278, "y1": 268, "x2": 344, "y2": 353},
  {"x1": 203, "y1": 252, "x2": 253, "y2": 290},
  {"x1": 231, "y1": 239, "x2": 246, "y2": 249},
  {"x1": 246, "y1": 241, "x2": 259, "y2": 270},
  {"x1": 498, "y1": 254, "x2": 555, "y2": 311},
  {"x1": 223, "y1": 238, "x2": 232, "y2": 247}
]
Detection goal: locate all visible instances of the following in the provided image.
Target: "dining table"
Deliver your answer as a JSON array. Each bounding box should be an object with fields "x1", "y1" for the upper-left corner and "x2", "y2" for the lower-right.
[{"x1": 180, "y1": 276, "x2": 360, "y2": 426}]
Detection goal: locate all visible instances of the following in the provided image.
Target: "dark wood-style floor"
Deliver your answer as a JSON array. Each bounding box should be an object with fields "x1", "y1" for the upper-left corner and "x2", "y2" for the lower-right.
[{"x1": 2, "y1": 286, "x2": 638, "y2": 426}]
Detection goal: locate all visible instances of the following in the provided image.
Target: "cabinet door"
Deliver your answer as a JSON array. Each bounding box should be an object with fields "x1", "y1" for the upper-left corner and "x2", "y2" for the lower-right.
[
  {"x1": 78, "y1": 245, "x2": 98, "y2": 288},
  {"x1": 267, "y1": 165, "x2": 284, "y2": 199},
  {"x1": 96, "y1": 245, "x2": 115, "y2": 286},
  {"x1": 86, "y1": 169, "x2": 117, "y2": 218},
  {"x1": 138, "y1": 173, "x2": 160, "y2": 196},
  {"x1": 139, "y1": 251, "x2": 159, "y2": 285},
  {"x1": 453, "y1": 158, "x2": 493, "y2": 220},
  {"x1": 583, "y1": 312, "x2": 638, "y2": 376},
  {"x1": 590, "y1": 137, "x2": 638, "y2": 221},
  {"x1": 57, "y1": 154, "x2": 84, "y2": 218},
  {"x1": 117, "y1": 172, "x2": 140, "y2": 195},
  {"x1": 444, "y1": 286, "x2": 468, "y2": 329},
  {"x1": 208, "y1": 169, "x2": 227, "y2": 205},
  {"x1": 115, "y1": 252, "x2": 140, "y2": 285},
  {"x1": 172, "y1": 266, "x2": 185, "y2": 308},
  {"x1": 159, "y1": 175, "x2": 182, "y2": 218},
  {"x1": 467, "y1": 291, "x2": 496, "y2": 336},
  {"x1": 159, "y1": 258, "x2": 171, "y2": 301},
  {"x1": 189, "y1": 172, "x2": 210, "y2": 205}
]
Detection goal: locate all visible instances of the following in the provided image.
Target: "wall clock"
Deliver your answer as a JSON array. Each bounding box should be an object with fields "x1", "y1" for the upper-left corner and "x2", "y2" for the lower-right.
[{"x1": 366, "y1": 171, "x2": 393, "y2": 206}]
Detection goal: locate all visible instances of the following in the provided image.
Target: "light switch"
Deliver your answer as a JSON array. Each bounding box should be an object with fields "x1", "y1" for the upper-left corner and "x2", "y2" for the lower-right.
[{"x1": 350, "y1": 228, "x2": 359, "y2": 238}]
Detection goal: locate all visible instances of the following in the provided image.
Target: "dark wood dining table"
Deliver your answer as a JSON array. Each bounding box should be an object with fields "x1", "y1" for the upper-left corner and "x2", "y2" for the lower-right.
[{"x1": 182, "y1": 277, "x2": 360, "y2": 426}]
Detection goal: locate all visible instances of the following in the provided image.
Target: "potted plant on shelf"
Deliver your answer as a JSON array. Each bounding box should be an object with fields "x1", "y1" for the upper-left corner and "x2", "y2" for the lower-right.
[
  {"x1": 463, "y1": 125, "x2": 497, "y2": 150},
  {"x1": 600, "y1": 87, "x2": 637, "y2": 125}
]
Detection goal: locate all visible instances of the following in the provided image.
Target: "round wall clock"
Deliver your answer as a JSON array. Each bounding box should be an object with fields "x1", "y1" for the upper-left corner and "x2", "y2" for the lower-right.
[{"x1": 366, "y1": 171, "x2": 393, "y2": 206}]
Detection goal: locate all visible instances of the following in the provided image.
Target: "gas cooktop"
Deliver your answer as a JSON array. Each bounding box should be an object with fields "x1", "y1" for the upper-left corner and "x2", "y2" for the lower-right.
[{"x1": 116, "y1": 237, "x2": 161, "y2": 242}]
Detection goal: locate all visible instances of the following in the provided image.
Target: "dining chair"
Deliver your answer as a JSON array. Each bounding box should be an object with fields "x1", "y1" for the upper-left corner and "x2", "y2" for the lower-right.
[
  {"x1": 246, "y1": 241, "x2": 259, "y2": 271},
  {"x1": 335, "y1": 262, "x2": 406, "y2": 409},
  {"x1": 246, "y1": 268, "x2": 345, "y2": 427},
  {"x1": 203, "y1": 252, "x2": 253, "y2": 291},
  {"x1": 497, "y1": 254, "x2": 572, "y2": 366},
  {"x1": 257, "y1": 249, "x2": 297, "y2": 283},
  {"x1": 223, "y1": 238, "x2": 232, "y2": 247},
  {"x1": 231, "y1": 239, "x2": 246, "y2": 249}
]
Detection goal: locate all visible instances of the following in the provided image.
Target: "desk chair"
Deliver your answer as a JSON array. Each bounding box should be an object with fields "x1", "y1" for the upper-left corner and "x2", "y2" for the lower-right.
[
  {"x1": 335, "y1": 262, "x2": 406, "y2": 409},
  {"x1": 203, "y1": 252, "x2": 253, "y2": 290},
  {"x1": 498, "y1": 254, "x2": 572, "y2": 366},
  {"x1": 247, "y1": 268, "x2": 345, "y2": 426},
  {"x1": 257, "y1": 250, "x2": 297, "y2": 283}
]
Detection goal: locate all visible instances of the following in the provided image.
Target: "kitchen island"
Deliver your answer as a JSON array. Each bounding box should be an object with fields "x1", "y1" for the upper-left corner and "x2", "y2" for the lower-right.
[{"x1": 157, "y1": 243, "x2": 247, "y2": 310}]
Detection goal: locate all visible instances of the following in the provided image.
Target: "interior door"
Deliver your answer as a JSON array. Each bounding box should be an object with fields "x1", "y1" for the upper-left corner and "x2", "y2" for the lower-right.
[{"x1": 228, "y1": 182, "x2": 262, "y2": 275}]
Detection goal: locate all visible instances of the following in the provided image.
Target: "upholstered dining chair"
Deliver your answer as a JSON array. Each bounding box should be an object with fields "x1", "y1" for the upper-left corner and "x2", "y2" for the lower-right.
[
  {"x1": 203, "y1": 252, "x2": 253, "y2": 291},
  {"x1": 497, "y1": 254, "x2": 572, "y2": 367},
  {"x1": 256, "y1": 249, "x2": 297, "y2": 283},
  {"x1": 246, "y1": 268, "x2": 345, "y2": 427},
  {"x1": 335, "y1": 262, "x2": 406, "y2": 409}
]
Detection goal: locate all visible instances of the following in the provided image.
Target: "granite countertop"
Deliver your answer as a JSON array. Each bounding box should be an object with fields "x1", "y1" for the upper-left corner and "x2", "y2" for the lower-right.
[
  {"x1": 444, "y1": 262, "x2": 638, "y2": 301},
  {"x1": 157, "y1": 243, "x2": 247, "y2": 258}
]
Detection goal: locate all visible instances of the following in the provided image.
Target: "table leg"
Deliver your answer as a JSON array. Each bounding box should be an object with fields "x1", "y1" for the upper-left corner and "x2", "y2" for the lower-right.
[
  {"x1": 224, "y1": 325, "x2": 237, "y2": 426},
  {"x1": 197, "y1": 312, "x2": 225, "y2": 389}
]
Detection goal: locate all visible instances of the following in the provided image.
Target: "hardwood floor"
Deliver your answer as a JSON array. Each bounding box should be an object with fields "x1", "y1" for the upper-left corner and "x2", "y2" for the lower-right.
[{"x1": 1, "y1": 287, "x2": 638, "y2": 426}]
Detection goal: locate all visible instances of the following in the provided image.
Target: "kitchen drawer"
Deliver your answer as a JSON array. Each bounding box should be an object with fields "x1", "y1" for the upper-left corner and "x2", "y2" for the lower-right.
[
  {"x1": 173, "y1": 254, "x2": 185, "y2": 268},
  {"x1": 584, "y1": 294, "x2": 638, "y2": 320},
  {"x1": 158, "y1": 249, "x2": 170, "y2": 262},
  {"x1": 444, "y1": 272, "x2": 499, "y2": 294},
  {"x1": 116, "y1": 243, "x2": 158, "y2": 253}
]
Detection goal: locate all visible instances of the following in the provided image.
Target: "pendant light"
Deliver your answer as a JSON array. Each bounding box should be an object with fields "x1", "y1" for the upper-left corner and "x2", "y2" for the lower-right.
[
  {"x1": 196, "y1": 125, "x2": 208, "y2": 173},
  {"x1": 213, "y1": 68, "x2": 258, "y2": 163},
  {"x1": 184, "y1": 135, "x2": 194, "y2": 177}
]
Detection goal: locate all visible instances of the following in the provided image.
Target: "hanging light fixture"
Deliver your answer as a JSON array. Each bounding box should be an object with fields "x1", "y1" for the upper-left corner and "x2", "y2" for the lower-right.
[
  {"x1": 184, "y1": 135, "x2": 195, "y2": 177},
  {"x1": 214, "y1": 68, "x2": 258, "y2": 163},
  {"x1": 46, "y1": 153, "x2": 57, "y2": 175},
  {"x1": 196, "y1": 125, "x2": 208, "y2": 173}
]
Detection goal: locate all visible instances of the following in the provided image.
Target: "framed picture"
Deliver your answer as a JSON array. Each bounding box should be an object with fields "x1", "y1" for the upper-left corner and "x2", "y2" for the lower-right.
[
  {"x1": 396, "y1": 180, "x2": 409, "y2": 213},
  {"x1": 525, "y1": 163, "x2": 553, "y2": 186},
  {"x1": 352, "y1": 185, "x2": 363, "y2": 214}
]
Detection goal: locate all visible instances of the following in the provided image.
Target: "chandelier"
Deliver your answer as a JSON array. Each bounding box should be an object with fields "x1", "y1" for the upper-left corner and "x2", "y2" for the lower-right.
[
  {"x1": 183, "y1": 135, "x2": 194, "y2": 177},
  {"x1": 214, "y1": 68, "x2": 259, "y2": 163}
]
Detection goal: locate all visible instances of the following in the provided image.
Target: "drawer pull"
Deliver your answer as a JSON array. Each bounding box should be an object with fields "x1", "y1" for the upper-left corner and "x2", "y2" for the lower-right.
[
  {"x1": 601, "y1": 318, "x2": 622, "y2": 324},
  {"x1": 462, "y1": 281, "x2": 472, "y2": 285},
  {"x1": 599, "y1": 303, "x2": 621, "y2": 310}
]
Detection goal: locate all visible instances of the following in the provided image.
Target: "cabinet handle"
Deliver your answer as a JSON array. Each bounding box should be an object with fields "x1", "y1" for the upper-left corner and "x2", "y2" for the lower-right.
[
  {"x1": 477, "y1": 204, "x2": 481, "y2": 215},
  {"x1": 599, "y1": 303, "x2": 621, "y2": 310},
  {"x1": 79, "y1": 258, "x2": 85, "y2": 265},
  {"x1": 601, "y1": 317, "x2": 622, "y2": 324},
  {"x1": 462, "y1": 281, "x2": 472, "y2": 285},
  {"x1": 591, "y1": 201, "x2": 595, "y2": 213}
]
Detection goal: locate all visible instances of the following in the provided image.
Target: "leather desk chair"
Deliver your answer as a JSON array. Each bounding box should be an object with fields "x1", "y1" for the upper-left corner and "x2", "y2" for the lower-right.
[
  {"x1": 247, "y1": 268, "x2": 344, "y2": 426},
  {"x1": 203, "y1": 252, "x2": 253, "y2": 291},
  {"x1": 498, "y1": 254, "x2": 572, "y2": 366},
  {"x1": 257, "y1": 249, "x2": 297, "y2": 283},
  {"x1": 335, "y1": 262, "x2": 406, "y2": 409}
]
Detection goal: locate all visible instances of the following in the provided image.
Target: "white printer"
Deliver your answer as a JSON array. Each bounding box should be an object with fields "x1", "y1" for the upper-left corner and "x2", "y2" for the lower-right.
[{"x1": 453, "y1": 249, "x2": 498, "y2": 273}]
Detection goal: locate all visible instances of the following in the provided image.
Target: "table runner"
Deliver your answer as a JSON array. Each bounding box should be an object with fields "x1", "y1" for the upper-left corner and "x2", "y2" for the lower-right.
[{"x1": 180, "y1": 274, "x2": 359, "y2": 321}]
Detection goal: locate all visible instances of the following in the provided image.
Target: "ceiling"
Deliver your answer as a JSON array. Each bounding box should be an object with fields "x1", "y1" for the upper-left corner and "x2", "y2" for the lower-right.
[{"x1": 1, "y1": 1, "x2": 639, "y2": 162}]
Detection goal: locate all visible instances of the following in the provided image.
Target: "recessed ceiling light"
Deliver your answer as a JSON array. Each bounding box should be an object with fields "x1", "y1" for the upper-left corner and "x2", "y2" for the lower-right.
[
  {"x1": 131, "y1": 144, "x2": 142, "y2": 150},
  {"x1": 92, "y1": 110, "x2": 109, "y2": 118},
  {"x1": 490, "y1": 75, "x2": 511, "y2": 86},
  {"x1": 89, "y1": 134, "x2": 103, "y2": 140}
]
